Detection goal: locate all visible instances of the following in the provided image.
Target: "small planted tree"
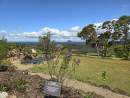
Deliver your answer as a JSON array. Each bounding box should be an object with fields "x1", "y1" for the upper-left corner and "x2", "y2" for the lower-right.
[
  {"x1": 47, "y1": 47, "x2": 80, "y2": 83},
  {"x1": 39, "y1": 32, "x2": 80, "y2": 84}
]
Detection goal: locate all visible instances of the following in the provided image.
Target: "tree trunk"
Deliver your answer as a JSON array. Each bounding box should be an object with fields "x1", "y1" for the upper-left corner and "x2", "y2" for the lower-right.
[{"x1": 96, "y1": 43, "x2": 100, "y2": 57}]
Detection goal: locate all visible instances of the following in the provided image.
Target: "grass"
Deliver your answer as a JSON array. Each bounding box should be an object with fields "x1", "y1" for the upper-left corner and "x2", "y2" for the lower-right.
[
  {"x1": 74, "y1": 56, "x2": 130, "y2": 94},
  {"x1": 30, "y1": 66, "x2": 48, "y2": 74},
  {"x1": 30, "y1": 55, "x2": 130, "y2": 94}
]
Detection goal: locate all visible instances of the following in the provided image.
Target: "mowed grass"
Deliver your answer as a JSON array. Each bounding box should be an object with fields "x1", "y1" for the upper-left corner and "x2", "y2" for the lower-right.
[{"x1": 30, "y1": 55, "x2": 130, "y2": 94}]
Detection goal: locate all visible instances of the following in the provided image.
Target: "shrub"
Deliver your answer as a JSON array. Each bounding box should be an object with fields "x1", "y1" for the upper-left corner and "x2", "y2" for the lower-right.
[
  {"x1": 114, "y1": 44, "x2": 130, "y2": 59},
  {"x1": 47, "y1": 48, "x2": 80, "y2": 83},
  {"x1": 0, "y1": 38, "x2": 8, "y2": 64},
  {"x1": 40, "y1": 32, "x2": 80, "y2": 84},
  {"x1": 114, "y1": 45, "x2": 124, "y2": 58},
  {"x1": 0, "y1": 84, "x2": 8, "y2": 92},
  {"x1": 15, "y1": 79, "x2": 27, "y2": 92},
  {"x1": 84, "y1": 96, "x2": 93, "y2": 98},
  {"x1": 102, "y1": 71, "x2": 106, "y2": 81}
]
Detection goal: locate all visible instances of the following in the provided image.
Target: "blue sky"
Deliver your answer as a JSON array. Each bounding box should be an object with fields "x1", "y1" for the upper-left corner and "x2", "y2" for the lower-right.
[{"x1": 0, "y1": 0, "x2": 130, "y2": 42}]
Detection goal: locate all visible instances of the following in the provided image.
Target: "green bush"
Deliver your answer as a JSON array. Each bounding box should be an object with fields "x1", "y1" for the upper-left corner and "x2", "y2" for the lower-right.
[
  {"x1": 0, "y1": 39, "x2": 8, "y2": 64},
  {"x1": 114, "y1": 45, "x2": 124, "y2": 58},
  {"x1": 114, "y1": 44, "x2": 130, "y2": 59},
  {"x1": 15, "y1": 79, "x2": 27, "y2": 92},
  {"x1": 84, "y1": 96, "x2": 93, "y2": 98},
  {"x1": 0, "y1": 84, "x2": 8, "y2": 92}
]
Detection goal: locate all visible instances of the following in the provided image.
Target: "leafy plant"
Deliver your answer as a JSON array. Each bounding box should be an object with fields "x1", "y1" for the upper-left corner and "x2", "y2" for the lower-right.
[
  {"x1": 0, "y1": 84, "x2": 8, "y2": 92},
  {"x1": 0, "y1": 38, "x2": 8, "y2": 64},
  {"x1": 39, "y1": 32, "x2": 80, "y2": 84},
  {"x1": 47, "y1": 48, "x2": 80, "y2": 83},
  {"x1": 15, "y1": 79, "x2": 27, "y2": 92},
  {"x1": 102, "y1": 71, "x2": 106, "y2": 81},
  {"x1": 84, "y1": 95, "x2": 93, "y2": 98}
]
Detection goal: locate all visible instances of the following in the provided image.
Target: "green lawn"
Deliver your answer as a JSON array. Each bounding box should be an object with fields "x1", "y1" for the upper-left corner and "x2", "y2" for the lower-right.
[{"x1": 30, "y1": 55, "x2": 130, "y2": 94}]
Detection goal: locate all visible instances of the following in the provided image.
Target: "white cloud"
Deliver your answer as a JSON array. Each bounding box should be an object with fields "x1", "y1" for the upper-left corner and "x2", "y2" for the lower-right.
[
  {"x1": 0, "y1": 18, "x2": 124, "y2": 42},
  {"x1": 94, "y1": 22, "x2": 102, "y2": 27},
  {"x1": 69, "y1": 26, "x2": 81, "y2": 32},
  {"x1": 0, "y1": 26, "x2": 82, "y2": 42}
]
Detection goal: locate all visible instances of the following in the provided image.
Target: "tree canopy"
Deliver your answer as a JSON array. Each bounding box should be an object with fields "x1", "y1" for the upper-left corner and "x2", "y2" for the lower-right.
[{"x1": 78, "y1": 15, "x2": 130, "y2": 58}]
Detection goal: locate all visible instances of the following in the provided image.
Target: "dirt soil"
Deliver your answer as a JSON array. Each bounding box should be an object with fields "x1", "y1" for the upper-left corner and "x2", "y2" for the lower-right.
[{"x1": 0, "y1": 66, "x2": 104, "y2": 98}]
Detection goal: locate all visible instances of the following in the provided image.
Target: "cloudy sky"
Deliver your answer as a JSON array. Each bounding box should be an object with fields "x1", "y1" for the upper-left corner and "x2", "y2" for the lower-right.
[{"x1": 0, "y1": 0, "x2": 130, "y2": 42}]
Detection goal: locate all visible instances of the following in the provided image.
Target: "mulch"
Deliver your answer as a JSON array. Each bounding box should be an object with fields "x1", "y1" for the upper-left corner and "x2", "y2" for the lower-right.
[{"x1": 0, "y1": 66, "x2": 105, "y2": 98}]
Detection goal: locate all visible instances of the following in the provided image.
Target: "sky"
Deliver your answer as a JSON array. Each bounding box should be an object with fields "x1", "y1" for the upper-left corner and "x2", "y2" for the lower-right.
[{"x1": 0, "y1": 0, "x2": 130, "y2": 42}]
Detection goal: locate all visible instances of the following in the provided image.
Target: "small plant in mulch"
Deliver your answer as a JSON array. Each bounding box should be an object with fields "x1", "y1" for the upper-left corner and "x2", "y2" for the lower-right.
[
  {"x1": 0, "y1": 84, "x2": 8, "y2": 92},
  {"x1": 15, "y1": 78, "x2": 27, "y2": 92}
]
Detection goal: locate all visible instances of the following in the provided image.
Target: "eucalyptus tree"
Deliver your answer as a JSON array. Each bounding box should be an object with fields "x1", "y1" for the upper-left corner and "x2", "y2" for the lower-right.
[
  {"x1": 78, "y1": 24, "x2": 97, "y2": 44},
  {"x1": 98, "y1": 20, "x2": 114, "y2": 57},
  {"x1": 77, "y1": 24, "x2": 101, "y2": 55},
  {"x1": 97, "y1": 31, "x2": 111, "y2": 57},
  {"x1": 114, "y1": 15, "x2": 130, "y2": 59}
]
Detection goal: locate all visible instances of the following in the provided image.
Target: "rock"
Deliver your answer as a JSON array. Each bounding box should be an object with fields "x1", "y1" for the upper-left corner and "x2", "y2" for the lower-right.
[{"x1": 0, "y1": 92, "x2": 8, "y2": 98}]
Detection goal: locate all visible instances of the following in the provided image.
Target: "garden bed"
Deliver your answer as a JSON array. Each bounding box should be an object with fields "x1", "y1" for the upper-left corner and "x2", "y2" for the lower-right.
[{"x1": 0, "y1": 66, "x2": 104, "y2": 98}]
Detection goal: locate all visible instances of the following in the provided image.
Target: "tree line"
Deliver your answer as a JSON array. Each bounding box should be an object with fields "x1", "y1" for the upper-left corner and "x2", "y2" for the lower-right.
[{"x1": 78, "y1": 15, "x2": 130, "y2": 59}]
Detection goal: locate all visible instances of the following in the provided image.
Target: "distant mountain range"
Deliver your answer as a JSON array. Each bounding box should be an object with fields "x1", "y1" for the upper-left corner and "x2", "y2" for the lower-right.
[{"x1": 8, "y1": 41, "x2": 86, "y2": 45}]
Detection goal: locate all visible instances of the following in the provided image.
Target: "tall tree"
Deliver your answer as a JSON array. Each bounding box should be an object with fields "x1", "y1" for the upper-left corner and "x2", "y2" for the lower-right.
[
  {"x1": 78, "y1": 24, "x2": 101, "y2": 55},
  {"x1": 115, "y1": 15, "x2": 130, "y2": 59},
  {"x1": 78, "y1": 24, "x2": 97, "y2": 44},
  {"x1": 97, "y1": 31, "x2": 111, "y2": 57},
  {"x1": 98, "y1": 21, "x2": 113, "y2": 57}
]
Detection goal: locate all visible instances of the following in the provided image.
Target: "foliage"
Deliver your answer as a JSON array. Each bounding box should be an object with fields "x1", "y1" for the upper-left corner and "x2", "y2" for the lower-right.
[
  {"x1": 39, "y1": 32, "x2": 80, "y2": 83},
  {"x1": 39, "y1": 32, "x2": 52, "y2": 59},
  {"x1": 78, "y1": 15, "x2": 130, "y2": 59},
  {"x1": 47, "y1": 48, "x2": 80, "y2": 83},
  {"x1": 15, "y1": 79, "x2": 27, "y2": 92},
  {"x1": 114, "y1": 45, "x2": 130, "y2": 59},
  {"x1": 114, "y1": 45, "x2": 124, "y2": 58},
  {"x1": 0, "y1": 38, "x2": 8, "y2": 64},
  {"x1": 114, "y1": 15, "x2": 130, "y2": 59},
  {"x1": 101, "y1": 71, "x2": 106, "y2": 81},
  {"x1": 0, "y1": 84, "x2": 8, "y2": 92},
  {"x1": 84, "y1": 96, "x2": 93, "y2": 98},
  {"x1": 78, "y1": 24, "x2": 97, "y2": 44}
]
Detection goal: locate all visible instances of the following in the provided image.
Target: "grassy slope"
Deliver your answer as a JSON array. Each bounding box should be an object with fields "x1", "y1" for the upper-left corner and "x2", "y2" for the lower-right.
[
  {"x1": 30, "y1": 56, "x2": 130, "y2": 94},
  {"x1": 74, "y1": 56, "x2": 130, "y2": 93}
]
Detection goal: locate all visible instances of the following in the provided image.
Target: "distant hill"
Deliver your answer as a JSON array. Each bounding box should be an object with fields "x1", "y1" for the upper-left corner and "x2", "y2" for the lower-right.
[
  {"x1": 8, "y1": 41, "x2": 96, "y2": 53},
  {"x1": 9, "y1": 41, "x2": 86, "y2": 45}
]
